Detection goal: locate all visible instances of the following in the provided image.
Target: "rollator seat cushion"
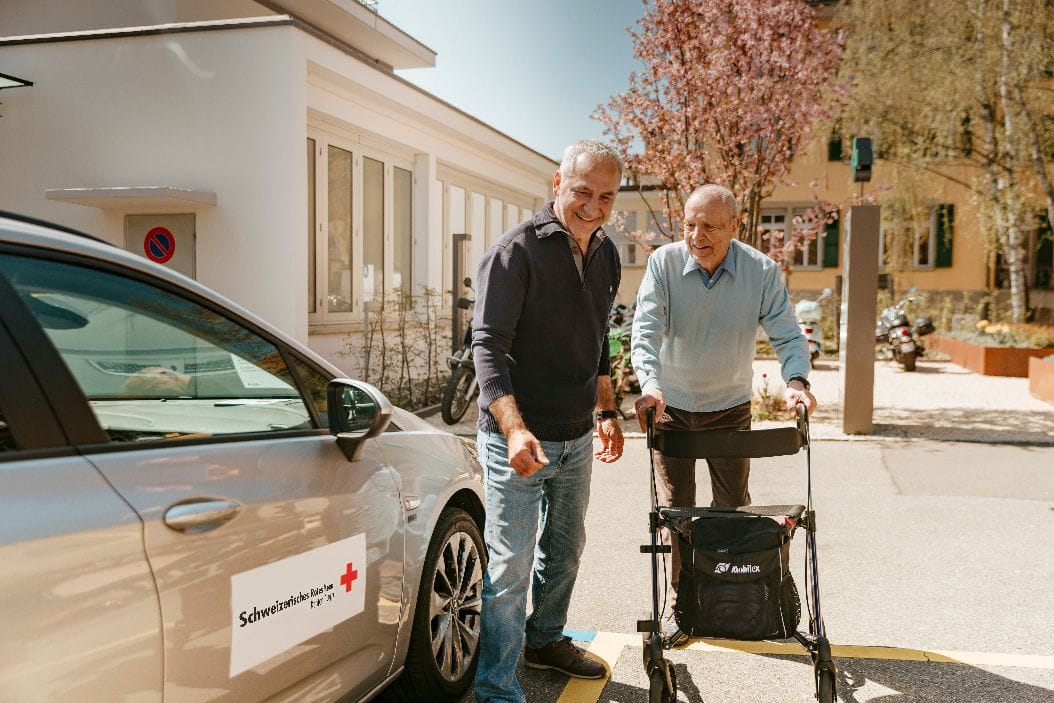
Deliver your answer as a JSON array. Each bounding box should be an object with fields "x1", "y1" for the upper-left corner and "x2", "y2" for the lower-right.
[{"x1": 674, "y1": 514, "x2": 801, "y2": 641}]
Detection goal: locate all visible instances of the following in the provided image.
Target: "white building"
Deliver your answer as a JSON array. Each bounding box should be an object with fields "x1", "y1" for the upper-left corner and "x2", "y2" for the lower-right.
[{"x1": 0, "y1": 0, "x2": 556, "y2": 370}]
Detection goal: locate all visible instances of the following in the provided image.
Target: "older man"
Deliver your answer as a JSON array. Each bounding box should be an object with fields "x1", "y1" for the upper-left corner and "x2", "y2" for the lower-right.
[
  {"x1": 472, "y1": 140, "x2": 625, "y2": 703},
  {"x1": 631, "y1": 184, "x2": 816, "y2": 648}
]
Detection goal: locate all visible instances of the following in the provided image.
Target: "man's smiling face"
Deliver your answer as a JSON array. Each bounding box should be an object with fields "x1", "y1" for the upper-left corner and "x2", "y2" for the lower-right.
[
  {"x1": 683, "y1": 192, "x2": 738, "y2": 274},
  {"x1": 552, "y1": 155, "x2": 620, "y2": 242}
]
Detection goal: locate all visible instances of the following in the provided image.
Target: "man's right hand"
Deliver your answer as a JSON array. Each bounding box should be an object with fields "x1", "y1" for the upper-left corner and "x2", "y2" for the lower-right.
[
  {"x1": 507, "y1": 427, "x2": 549, "y2": 477},
  {"x1": 635, "y1": 389, "x2": 666, "y2": 432}
]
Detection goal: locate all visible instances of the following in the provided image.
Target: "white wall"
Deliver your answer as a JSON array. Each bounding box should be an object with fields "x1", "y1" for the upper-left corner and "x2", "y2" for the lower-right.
[{"x1": 0, "y1": 27, "x2": 304, "y2": 335}]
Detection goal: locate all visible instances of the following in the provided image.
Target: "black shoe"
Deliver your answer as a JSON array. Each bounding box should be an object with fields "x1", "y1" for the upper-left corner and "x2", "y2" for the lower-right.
[
  {"x1": 524, "y1": 636, "x2": 606, "y2": 679},
  {"x1": 661, "y1": 615, "x2": 688, "y2": 649}
]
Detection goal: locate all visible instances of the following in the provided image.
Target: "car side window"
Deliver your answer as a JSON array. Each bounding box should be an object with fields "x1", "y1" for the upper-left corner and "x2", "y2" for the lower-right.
[
  {"x1": 0, "y1": 254, "x2": 315, "y2": 443},
  {"x1": 0, "y1": 410, "x2": 15, "y2": 453}
]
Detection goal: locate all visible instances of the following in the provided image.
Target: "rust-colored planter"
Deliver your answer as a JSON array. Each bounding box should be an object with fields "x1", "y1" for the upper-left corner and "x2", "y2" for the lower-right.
[
  {"x1": 1029, "y1": 356, "x2": 1054, "y2": 402},
  {"x1": 929, "y1": 335, "x2": 1054, "y2": 377}
]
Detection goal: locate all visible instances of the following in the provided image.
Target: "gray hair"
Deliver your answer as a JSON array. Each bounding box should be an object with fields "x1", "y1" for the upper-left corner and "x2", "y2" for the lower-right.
[
  {"x1": 686, "y1": 184, "x2": 738, "y2": 221},
  {"x1": 559, "y1": 140, "x2": 623, "y2": 180}
]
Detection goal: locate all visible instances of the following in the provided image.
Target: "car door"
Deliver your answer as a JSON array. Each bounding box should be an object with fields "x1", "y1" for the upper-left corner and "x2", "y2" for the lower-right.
[
  {"x1": 0, "y1": 282, "x2": 163, "y2": 702},
  {"x1": 0, "y1": 251, "x2": 404, "y2": 702}
]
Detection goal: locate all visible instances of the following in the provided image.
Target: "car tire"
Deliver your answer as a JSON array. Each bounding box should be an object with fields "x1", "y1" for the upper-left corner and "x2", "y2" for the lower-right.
[{"x1": 383, "y1": 507, "x2": 485, "y2": 702}]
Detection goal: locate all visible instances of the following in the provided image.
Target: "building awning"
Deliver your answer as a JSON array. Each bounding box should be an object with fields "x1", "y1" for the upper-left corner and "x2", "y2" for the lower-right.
[
  {"x1": 45, "y1": 187, "x2": 217, "y2": 212},
  {"x1": 0, "y1": 71, "x2": 32, "y2": 90}
]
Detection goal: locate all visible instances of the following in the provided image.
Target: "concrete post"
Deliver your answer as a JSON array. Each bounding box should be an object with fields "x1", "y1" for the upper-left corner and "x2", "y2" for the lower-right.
[{"x1": 839, "y1": 205, "x2": 880, "y2": 434}]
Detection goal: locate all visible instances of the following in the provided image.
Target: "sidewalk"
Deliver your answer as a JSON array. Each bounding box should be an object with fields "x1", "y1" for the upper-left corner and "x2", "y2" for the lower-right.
[{"x1": 425, "y1": 357, "x2": 1054, "y2": 445}]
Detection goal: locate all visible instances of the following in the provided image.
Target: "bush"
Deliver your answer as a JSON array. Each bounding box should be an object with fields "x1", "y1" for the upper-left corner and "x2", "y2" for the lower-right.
[
  {"x1": 944, "y1": 321, "x2": 1054, "y2": 349},
  {"x1": 341, "y1": 287, "x2": 453, "y2": 411},
  {"x1": 752, "y1": 373, "x2": 794, "y2": 421}
]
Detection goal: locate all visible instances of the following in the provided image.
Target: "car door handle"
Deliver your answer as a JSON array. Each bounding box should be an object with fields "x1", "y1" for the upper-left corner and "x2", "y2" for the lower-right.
[{"x1": 164, "y1": 499, "x2": 242, "y2": 533}]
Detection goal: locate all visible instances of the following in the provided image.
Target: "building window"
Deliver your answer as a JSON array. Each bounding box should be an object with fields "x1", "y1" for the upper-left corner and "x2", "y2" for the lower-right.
[
  {"x1": 393, "y1": 166, "x2": 412, "y2": 293},
  {"x1": 760, "y1": 208, "x2": 825, "y2": 270},
  {"x1": 328, "y1": 144, "x2": 354, "y2": 313},
  {"x1": 307, "y1": 138, "x2": 316, "y2": 314},
  {"x1": 308, "y1": 132, "x2": 414, "y2": 324},
  {"x1": 792, "y1": 209, "x2": 822, "y2": 268},
  {"x1": 607, "y1": 211, "x2": 643, "y2": 267},
  {"x1": 878, "y1": 206, "x2": 953, "y2": 271}
]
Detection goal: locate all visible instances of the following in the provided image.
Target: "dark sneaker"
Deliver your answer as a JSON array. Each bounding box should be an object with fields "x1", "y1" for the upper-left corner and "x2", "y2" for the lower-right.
[
  {"x1": 661, "y1": 615, "x2": 688, "y2": 649},
  {"x1": 524, "y1": 636, "x2": 606, "y2": 679}
]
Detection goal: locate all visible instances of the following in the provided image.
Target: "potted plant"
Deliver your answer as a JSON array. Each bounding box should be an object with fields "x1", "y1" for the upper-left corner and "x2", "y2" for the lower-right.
[{"x1": 929, "y1": 322, "x2": 1054, "y2": 377}]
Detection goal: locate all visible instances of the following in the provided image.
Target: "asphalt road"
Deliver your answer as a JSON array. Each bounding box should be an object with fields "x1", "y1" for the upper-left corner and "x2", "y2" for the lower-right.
[
  {"x1": 435, "y1": 357, "x2": 1054, "y2": 701},
  {"x1": 456, "y1": 435, "x2": 1054, "y2": 703}
]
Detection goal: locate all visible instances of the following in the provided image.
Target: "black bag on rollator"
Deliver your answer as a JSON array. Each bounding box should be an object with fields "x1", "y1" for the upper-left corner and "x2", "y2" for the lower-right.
[{"x1": 672, "y1": 514, "x2": 801, "y2": 640}]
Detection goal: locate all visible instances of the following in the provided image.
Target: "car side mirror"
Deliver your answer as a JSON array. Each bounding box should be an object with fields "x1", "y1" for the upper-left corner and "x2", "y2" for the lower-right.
[{"x1": 326, "y1": 379, "x2": 392, "y2": 461}]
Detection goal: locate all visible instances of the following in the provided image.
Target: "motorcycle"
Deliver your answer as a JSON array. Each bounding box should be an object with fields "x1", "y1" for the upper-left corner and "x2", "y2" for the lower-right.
[
  {"x1": 441, "y1": 278, "x2": 477, "y2": 424},
  {"x1": 795, "y1": 288, "x2": 832, "y2": 367},
  {"x1": 608, "y1": 303, "x2": 639, "y2": 418},
  {"x1": 875, "y1": 293, "x2": 935, "y2": 372}
]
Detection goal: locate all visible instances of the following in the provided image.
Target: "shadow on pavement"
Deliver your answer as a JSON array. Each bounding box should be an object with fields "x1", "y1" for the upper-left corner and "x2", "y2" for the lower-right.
[
  {"x1": 870, "y1": 406, "x2": 1054, "y2": 444},
  {"x1": 830, "y1": 656, "x2": 1053, "y2": 703}
]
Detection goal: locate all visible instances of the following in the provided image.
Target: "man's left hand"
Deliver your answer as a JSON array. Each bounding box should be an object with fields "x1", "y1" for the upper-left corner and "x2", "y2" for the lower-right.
[
  {"x1": 785, "y1": 381, "x2": 817, "y2": 416},
  {"x1": 595, "y1": 418, "x2": 624, "y2": 463}
]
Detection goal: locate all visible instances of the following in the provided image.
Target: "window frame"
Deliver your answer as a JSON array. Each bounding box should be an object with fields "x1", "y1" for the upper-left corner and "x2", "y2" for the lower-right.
[
  {"x1": 760, "y1": 207, "x2": 825, "y2": 271},
  {"x1": 308, "y1": 129, "x2": 415, "y2": 327},
  {"x1": 879, "y1": 208, "x2": 937, "y2": 271}
]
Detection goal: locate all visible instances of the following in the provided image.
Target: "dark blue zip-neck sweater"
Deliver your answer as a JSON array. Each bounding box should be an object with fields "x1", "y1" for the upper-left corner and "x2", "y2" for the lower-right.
[{"x1": 472, "y1": 203, "x2": 621, "y2": 441}]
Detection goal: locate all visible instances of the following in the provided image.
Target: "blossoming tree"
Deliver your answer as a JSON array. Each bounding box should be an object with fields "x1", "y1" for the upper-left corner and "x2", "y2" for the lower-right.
[{"x1": 595, "y1": 0, "x2": 845, "y2": 255}]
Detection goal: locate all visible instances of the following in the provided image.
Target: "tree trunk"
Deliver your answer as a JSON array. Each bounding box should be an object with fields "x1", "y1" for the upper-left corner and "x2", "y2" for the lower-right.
[{"x1": 998, "y1": 0, "x2": 1028, "y2": 322}]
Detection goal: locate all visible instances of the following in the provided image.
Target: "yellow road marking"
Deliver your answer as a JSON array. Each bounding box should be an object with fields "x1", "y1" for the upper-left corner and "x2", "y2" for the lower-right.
[
  {"x1": 554, "y1": 631, "x2": 1054, "y2": 703},
  {"x1": 678, "y1": 638, "x2": 1054, "y2": 669},
  {"x1": 554, "y1": 632, "x2": 638, "y2": 703}
]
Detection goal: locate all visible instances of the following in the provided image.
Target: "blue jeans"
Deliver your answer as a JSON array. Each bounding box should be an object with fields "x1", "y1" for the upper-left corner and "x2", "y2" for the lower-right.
[{"x1": 473, "y1": 429, "x2": 594, "y2": 703}]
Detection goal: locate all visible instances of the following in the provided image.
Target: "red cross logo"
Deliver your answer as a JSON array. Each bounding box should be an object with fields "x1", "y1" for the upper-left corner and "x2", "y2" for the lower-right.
[{"x1": 340, "y1": 562, "x2": 359, "y2": 593}]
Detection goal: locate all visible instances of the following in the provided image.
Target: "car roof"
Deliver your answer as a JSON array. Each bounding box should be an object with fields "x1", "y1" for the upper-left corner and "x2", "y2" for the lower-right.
[{"x1": 0, "y1": 211, "x2": 345, "y2": 379}]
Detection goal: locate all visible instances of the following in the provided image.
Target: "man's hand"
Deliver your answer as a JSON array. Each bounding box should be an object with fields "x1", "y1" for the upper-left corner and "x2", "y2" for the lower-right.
[
  {"x1": 506, "y1": 427, "x2": 549, "y2": 477},
  {"x1": 634, "y1": 389, "x2": 666, "y2": 432},
  {"x1": 595, "y1": 418, "x2": 623, "y2": 463},
  {"x1": 785, "y1": 380, "x2": 817, "y2": 416}
]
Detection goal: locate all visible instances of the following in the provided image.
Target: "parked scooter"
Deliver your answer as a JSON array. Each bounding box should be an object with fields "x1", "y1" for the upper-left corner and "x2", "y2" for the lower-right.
[
  {"x1": 608, "y1": 303, "x2": 639, "y2": 418},
  {"x1": 875, "y1": 293, "x2": 935, "y2": 372},
  {"x1": 441, "y1": 278, "x2": 477, "y2": 424},
  {"x1": 795, "y1": 288, "x2": 832, "y2": 367}
]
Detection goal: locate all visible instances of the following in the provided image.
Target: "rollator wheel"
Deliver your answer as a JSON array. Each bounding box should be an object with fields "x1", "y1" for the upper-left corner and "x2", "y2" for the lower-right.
[
  {"x1": 816, "y1": 668, "x2": 836, "y2": 703},
  {"x1": 648, "y1": 661, "x2": 677, "y2": 703}
]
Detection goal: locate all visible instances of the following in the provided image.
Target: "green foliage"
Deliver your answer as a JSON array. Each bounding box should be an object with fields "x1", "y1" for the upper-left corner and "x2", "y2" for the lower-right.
[
  {"x1": 752, "y1": 373, "x2": 794, "y2": 422},
  {"x1": 945, "y1": 322, "x2": 1054, "y2": 349},
  {"x1": 342, "y1": 287, "x2": 452, "y2": 411}
]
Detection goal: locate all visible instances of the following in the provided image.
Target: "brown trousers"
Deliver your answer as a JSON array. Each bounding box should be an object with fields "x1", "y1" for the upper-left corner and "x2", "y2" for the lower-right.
[{"x1": 652, "y1": 401, "x2": 752, "y2": 609}]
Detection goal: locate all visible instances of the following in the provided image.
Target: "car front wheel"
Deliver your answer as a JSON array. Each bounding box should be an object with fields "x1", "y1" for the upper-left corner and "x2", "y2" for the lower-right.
[{"x1": 384, "y1": 506, "x2": 485, "y2": 702}]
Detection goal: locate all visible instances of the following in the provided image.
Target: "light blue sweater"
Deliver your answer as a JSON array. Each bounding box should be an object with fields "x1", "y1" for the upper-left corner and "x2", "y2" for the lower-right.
[{"x1": 631, "y1": 239, "x2": 810, "y2": 412}]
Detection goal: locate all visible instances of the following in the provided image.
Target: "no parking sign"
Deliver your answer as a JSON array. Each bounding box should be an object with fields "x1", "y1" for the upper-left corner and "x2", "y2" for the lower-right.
[
  {"x1": 144, "y1": 226, "x2": 176, "y2": 264},
  {"x1": 125, "y1": 214, "x2": 196, "y2": 278}
]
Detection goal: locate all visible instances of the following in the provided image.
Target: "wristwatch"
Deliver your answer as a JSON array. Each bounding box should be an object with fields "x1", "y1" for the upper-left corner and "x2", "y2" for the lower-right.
[
  {"x1": 788, "y1": 375, "x2": 811, "y2": 391},
  {"x1": 595, "y1": 409, "x2": 619, "y2": 421}
]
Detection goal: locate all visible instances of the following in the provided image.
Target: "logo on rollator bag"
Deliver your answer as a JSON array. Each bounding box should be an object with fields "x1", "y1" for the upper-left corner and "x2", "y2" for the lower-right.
[{"x1": 714, "y1": 562, "x2": 760, "y2": 575}]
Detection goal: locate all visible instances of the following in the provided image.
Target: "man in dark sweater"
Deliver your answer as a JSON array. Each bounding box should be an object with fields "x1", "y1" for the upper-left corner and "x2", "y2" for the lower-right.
[{"x1": 472, "y1": 140, "x2": 624, "y2": 703}]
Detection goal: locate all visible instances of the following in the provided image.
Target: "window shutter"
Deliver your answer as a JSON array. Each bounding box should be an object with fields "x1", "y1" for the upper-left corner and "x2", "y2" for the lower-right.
[
  {"x1": 935, "y1": 204, "x2": 954, "y2": 268},
  {"x1": 823, "y1": 216, "x2": 840, "y2": 268},
  {"x1": 827, "y1": 137, "x2": 843, "y2": 162}
]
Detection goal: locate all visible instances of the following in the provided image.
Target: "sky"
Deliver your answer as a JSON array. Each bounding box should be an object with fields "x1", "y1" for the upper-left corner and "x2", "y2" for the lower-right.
[{"x1": 377, "y1": 0, "x2": 646, "y2": 161}]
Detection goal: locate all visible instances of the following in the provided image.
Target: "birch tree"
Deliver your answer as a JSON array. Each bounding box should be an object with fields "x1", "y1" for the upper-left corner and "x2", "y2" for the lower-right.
[{"x1": 836, "y1": 0, "x2": 1054, "y2": 322}]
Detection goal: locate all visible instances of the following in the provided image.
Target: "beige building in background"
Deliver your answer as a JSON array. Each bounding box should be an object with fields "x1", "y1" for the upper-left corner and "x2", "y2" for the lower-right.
[{"x1": 612, "y1": 132, "x2": 1053, "y2": 321}]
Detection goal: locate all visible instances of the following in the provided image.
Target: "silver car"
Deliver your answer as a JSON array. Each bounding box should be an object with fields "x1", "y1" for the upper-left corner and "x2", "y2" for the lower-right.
[{"x1": 0, "y1": 212, "x2": 485, "y2": 702}]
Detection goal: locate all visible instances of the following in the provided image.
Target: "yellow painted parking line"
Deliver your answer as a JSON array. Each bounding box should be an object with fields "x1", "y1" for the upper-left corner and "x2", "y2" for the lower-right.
[
  {"x1": 554, "y1": 631, "x2": 1054, "y2": 703},
  {"x1": 678, "y1": 638, "x2": 1054, "y2": 670},
  {"x1": 555, "y1": 632, "x2": 638, "y2": 703}
]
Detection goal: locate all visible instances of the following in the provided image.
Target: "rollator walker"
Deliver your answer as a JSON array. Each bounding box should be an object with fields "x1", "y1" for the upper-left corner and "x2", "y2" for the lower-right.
[{"x1": 639, "y1": 404, "x2": 837, "y2": 702}]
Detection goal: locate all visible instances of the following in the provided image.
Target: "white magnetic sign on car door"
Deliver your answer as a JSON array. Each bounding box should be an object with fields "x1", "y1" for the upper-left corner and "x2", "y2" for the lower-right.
[{"x1": 229, "y1": 533, "x2": 367, "y2": 676}]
